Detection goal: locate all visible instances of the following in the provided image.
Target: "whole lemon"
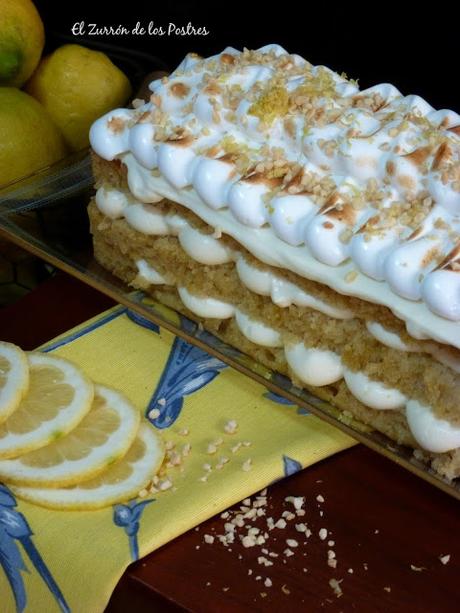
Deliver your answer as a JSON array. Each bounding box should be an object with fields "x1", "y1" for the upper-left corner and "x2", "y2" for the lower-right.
[
  {"x1": 0, "y1": 88, "x2": 67, "y2": 186},
  {"x1": 26, "y1": 44, "x2": 132, "y2": 152},
  {"x1": 0, "y1": 0, "x2": 45, "y2": 87}
]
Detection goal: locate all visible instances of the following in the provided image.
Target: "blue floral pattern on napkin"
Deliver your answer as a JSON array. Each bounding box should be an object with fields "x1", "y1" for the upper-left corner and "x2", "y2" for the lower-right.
[
  {"x1": 0, "y1": 485, "x2": 69, "y2": 613},
  {"x1": 113, "y1": 499, "x2": 155, "y2": 561},
  {"x1": 283, "y1": 456, "x2": 303, "y2": 477},
  {"x1": 146, "y1": 336, "x2": 227, "y2": 429}
]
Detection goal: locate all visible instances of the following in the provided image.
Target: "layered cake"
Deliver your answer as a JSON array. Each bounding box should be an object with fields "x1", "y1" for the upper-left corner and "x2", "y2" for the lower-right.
[{"x1": 88, "y1": 44, "x2": 460, "y2": 480}]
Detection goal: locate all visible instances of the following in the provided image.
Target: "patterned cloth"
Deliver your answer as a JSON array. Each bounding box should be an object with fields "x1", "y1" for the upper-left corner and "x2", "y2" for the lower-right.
[{"x1": 0, "y1": 306, "x2": 355, "y2": 613}]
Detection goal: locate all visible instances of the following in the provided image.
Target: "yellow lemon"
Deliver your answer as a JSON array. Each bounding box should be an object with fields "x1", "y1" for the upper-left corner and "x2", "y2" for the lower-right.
[
  {"x1": 0, "y1": 88, "x2": 67, "y2": 186},
  {"x1": 0, "y1": 351, "x2": 94, "y2": 459},
  {"x1": 0, "y1": 384, "x2": 141, "y2": 487},
  {"x1": 26, "y1": 44, "x2": 132, "y2": 151},
  {"x1": 0, "y1": 341, "x2": 29, "y2": 425},
  {"x1": 13, "y1": 424, "x2": 165, "y2": 510},
  {"x1": 0, "y1": 0, "x2": 45, "y2": 87}
]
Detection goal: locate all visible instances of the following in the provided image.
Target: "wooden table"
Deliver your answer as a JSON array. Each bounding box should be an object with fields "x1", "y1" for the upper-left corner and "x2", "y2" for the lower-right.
[{"x1": 1, "y1": 272, "x2": 458, "y2": 613}]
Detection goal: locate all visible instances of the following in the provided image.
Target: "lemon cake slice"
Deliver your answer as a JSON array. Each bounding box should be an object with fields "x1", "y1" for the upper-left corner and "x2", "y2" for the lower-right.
[{"x1": 88, "y1": 44, "x2": 460, "y2": 480}]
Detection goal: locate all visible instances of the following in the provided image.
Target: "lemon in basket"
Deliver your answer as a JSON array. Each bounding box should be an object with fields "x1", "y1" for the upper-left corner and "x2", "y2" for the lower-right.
[
  {"x1": 0, "y1": 88, "x2": 67, "y2": 187},
  {"x1": 26, "y1": 44, "x2": 132, "y2": 151},
  {"x1": 0, "y1": 0, "x2": 44, "y2": 87}
]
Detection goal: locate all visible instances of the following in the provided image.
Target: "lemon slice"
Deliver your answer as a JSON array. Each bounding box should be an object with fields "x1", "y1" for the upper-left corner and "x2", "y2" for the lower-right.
[
  {"x1": 0, "y1": 385, "x2": 140, "y2": 487},
  {"x1": 0, "y1": 341, "x2": 29, "y2": 425},
  {"x1": 12, "y1": 424, "x2": 165, "y2": 510},
  {"x1": 0, "y1": 352, "x2": 93, "y2": 459}
]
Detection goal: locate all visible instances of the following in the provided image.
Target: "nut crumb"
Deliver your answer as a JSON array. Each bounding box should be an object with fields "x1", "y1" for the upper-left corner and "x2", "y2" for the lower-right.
[
  {"x1": 319, "y1": 528, "x2": 328, "y2": 540},
  {"x1": 345, "y1": 270, "x2": 358, "y2": 283},
  {"x1": 316, "y1": 495, "x2": 325, "y2": 503},
  {"x1": 224, "y1": 420, "x2": 238, "y2": 434},
  {"x1": 439, "y1": 554, "x2": 451, "y2": 565},
  {"x1": 329, "y1": 578, "x2": 343, "y2": 598},
  {"x1": 204, "y1": 534, "x2": 215, "y2": 544},
  {"x1": 295, "y1": 523, "x2": 307, "y2": 533},
  {"x1": 384, "y1": 587, "x2": 391, "y2": 592},
  {"x1": 286, "y1": 539, "x2": 299, "y2": 548},
  {"x1": 242, "y1": 458, "x2": 253, "y2": 472},
  {"x1": 285, "y1": 496, "x2": 305, "y2": 510},
  {"x1": 242, "y1": 535, "x2": 257, "y2": 548},
  {"x1": 410, "y1": 564, "x2": 425, "y2": 572},
  {"x1": 264, "y1": 578, "x2": 273, "y2": 588},
  {"x1": 281, "y1": 584, "x2": 291, "y2": 595},
  {"x1": 148, "y1": 408, "x2": 160, "y2": 419},
  {"x1": 158, "y1": 478, "x2": 172, "y2": 491}
]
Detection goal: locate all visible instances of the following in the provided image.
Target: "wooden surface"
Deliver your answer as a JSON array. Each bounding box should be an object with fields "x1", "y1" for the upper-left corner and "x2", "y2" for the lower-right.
[{"x1": 1, "y1": 272, "x2": 459, "y2": 613}]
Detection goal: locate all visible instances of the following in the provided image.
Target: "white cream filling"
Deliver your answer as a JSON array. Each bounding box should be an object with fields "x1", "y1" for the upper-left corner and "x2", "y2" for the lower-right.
[
  {"x1": 133, "y1": 260, "x2": 168, "y2": 287},
  {"x1": 406, "y1": 400, "x2": 460, "y2": 453},
  {"x1": 284, "y1": 343, "x2": 344, "y2": 386},
  {"x1": 234, "y1": 309, "x2": 282, "y2": 347},
  {"x1": 343, "y1": 368, "x2": 407, "y2": 410},
  {"x1": 235, "y1": 256, "x2": 354, "y2": 319},
  {"x1": 366, "y1": 321, "x2": 418, "y2": 352},
  {"x1": 178, "y1": 225, "x2": 233, "y2": 265},
  {"x1": 366, "y1": 321, "x2": 460, "y2": 374},
  {"x1": 178, "y1": 286, "x2": 235, "y2": 319},
  {"x1": 95, "y1": 185, "x2": 129, "y2": 219}
]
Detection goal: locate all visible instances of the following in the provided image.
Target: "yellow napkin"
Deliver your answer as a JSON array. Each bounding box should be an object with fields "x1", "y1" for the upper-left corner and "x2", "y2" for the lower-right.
[{"x1": 0, "y1": 306, "x2": 355, "y2": 613}]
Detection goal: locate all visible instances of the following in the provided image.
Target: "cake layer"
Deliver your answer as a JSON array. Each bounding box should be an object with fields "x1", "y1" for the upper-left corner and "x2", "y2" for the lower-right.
[
  {"x1": 89, "y1": 197, "x2": 460, "y2": 479},
  {"x1": 89, "y1": 192, "x2": 460, "y2": 466}
]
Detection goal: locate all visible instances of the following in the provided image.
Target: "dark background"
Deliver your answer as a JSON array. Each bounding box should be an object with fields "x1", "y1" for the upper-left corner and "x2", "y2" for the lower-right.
[{"x1": 34, "y1": 0, "x2": 457, "y2": 111}]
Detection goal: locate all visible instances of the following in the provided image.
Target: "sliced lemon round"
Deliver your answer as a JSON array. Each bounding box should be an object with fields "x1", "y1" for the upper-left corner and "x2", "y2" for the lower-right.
[
  {"x1": 0, "y1": 385, "x2": 140, "y2": 487},
  {"x1": 0, "y1": 341, "x2": 29, "y2": 425},
  {"x1": 0, "y1": 352, "x2": 94, "y2": 459},
  {"x1": 12, "y1": 424, "x2": 165, "y2": 510}
]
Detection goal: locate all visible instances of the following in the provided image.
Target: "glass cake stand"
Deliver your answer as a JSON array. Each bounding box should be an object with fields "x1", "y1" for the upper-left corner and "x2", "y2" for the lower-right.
[{"x1": 0, "y1": 153, "x2": 459, "y2": 501}]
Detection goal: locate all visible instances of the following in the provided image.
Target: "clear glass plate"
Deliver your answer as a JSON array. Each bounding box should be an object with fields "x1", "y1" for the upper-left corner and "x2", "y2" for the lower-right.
[{"x1": 0, "y1": 159, "x2": 458, "y2": 500}]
